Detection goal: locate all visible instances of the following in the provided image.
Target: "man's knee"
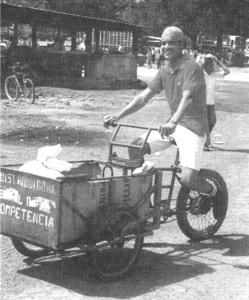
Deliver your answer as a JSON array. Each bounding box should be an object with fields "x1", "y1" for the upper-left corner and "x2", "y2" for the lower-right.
[
  {"x1": 128, "y1": 137, "x2": 151, "y2": 160},
  {"x1": 180, "y1": 168, "x2": 199, "y2": 190}
]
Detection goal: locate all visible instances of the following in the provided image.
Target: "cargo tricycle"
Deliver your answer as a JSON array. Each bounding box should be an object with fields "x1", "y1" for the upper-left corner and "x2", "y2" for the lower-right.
[{"x1": 0, "y1": 123, "x2": 228, "y2": 282}]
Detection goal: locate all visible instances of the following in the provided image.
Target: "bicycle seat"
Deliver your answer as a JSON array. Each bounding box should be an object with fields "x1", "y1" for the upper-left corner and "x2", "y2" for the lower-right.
[{"x1": 12, "y1": 63, "x2": 29, "y2": 73}]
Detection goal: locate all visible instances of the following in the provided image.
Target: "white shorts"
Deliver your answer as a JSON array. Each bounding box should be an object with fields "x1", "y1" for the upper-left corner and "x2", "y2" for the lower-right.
[{"x1": 142, "y1": 125, "x2": 206, "y2": 170}]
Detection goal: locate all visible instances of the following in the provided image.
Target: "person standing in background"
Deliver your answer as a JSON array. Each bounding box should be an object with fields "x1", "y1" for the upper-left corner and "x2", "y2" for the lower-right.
[
  {"x1": 147, "y1": 48, "x2": 152, "y2": 68},
  {"x1": 151, "y1": 47, "x2": 156, "y2": 64},
  {"x1": 197, "y1": 54, "x2": 230, "y2": 151},
  {"x1": 157, "y1": 49, "x2": 165, "y2": 69}
]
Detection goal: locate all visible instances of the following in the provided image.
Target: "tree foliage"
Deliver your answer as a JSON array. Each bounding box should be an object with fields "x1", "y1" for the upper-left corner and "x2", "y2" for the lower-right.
[
  {"x1": 3, "y1": 0, "x2": 249, "y2": 50},
  {"x1": 117, "y1": 0, "x2": 249, "y2": 50},
  {"x1": 2, "y1": 0, "x2": 48, "y2": 8},
  {"x1": 45, "y1": 0, "x2": 131, "y2": 19}
]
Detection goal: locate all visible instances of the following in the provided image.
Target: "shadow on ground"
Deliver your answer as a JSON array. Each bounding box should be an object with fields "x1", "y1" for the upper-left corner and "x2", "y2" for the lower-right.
[
  {"x1": 206, "y1": 146, "x2": 249, "y2": 154},
  {"x1": 18, "y1": 234, "x2": 248, "y2": 299},
  {"x1": 1, "y1": 126, "x2": 109, "y2": 147}
]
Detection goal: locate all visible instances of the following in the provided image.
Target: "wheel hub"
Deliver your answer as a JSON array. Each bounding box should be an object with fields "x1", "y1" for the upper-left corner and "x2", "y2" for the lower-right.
[{"x1": 190, "y1": 195, "x2": 212, "y2": 215}]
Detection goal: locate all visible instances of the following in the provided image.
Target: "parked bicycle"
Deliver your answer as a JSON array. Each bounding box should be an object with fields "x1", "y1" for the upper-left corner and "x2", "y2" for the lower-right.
[{"x1": 4, "y1": 62, "x2": 35, "y2": 104}]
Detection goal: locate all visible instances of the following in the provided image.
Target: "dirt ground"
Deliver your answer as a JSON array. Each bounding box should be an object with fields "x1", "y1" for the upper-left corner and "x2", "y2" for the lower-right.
[{"x1": 1, "y1": 66, "x2": 249, "y2": 300}]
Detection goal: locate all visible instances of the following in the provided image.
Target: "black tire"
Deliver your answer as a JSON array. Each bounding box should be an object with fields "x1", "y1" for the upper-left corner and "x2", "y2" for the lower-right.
[
  {"x1": 176, "y1": 169, "x2": 228, "y2": 240},
  {"x1": 12, "y1": 238, "x2": 51, "y2": 258},
  {"x1": 90, "y1": 207, "x2": 143, "y2": 282},
  {"x1": 24, "y1": 78, "x2": 35, "y2": 104},
  {"x1": 5, "y1": 76, "x2": 19, "y2": 101}
]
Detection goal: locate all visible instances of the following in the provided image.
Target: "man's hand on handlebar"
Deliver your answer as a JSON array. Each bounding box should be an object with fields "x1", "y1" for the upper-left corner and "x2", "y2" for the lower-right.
[
  {"x1": 158, "y1": 121, "x2": 177, "y2": 138},
  {"x1": 103, "y1": 115, "x2": 118, "y2": 129}
]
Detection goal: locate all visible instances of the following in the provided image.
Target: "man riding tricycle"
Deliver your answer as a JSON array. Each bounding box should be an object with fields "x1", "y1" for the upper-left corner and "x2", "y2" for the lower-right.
[{"x1": 0, "y1": 26, "x2": 228, "y2": 282}]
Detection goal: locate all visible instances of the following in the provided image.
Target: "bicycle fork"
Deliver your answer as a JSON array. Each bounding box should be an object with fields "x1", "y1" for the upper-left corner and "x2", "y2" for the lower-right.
[{"x1": 155, "y1": 149, "x2": 182, "y2": 218}]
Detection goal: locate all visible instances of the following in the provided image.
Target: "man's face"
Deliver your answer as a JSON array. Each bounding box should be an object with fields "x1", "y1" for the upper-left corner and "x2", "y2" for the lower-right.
[
  {"x1": 204, "y1": 59, "x2": 214, "y2": 75},
  {"x1": 161, "y1": 38, "x2": 183, "y2": 61}
]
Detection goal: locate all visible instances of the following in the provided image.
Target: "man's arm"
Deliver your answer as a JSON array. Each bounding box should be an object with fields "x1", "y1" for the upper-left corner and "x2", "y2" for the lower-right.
[
  {"x1": 103, "y1": 87, "x2": 157, "y2": 128},
  {"x1": 214, "y1": 56, "x2": 230, "y2": 76},
  {"x1": 218, "y1": 60, "x2": 230, "y2": 76},
  {"x1": 158, "y1": 90, "x2": 193, "y2": 137}
]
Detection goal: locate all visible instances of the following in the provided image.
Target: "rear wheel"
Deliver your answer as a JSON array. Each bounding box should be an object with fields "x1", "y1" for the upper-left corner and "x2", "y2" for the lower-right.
[
  {"x1": 24, "y1": 78, "x2": 35, "y2": 104},
  {"x1": 12, "y1": 238, "x2": 51, "y2": 258},
  {"x1": 90, "y1": 207, "x2": 143, "y2": 282},
  {"x1": 5, "y1": 76, "x2": 19, "y2": 101},
  {"x1": 176, "y1": 169, "x2": 228, "y2": 240}
]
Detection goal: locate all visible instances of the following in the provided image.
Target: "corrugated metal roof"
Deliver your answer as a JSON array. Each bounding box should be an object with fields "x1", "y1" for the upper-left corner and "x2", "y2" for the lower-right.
[{"x1": 1, "y1": 3, "x2": 146, "y2": 32}]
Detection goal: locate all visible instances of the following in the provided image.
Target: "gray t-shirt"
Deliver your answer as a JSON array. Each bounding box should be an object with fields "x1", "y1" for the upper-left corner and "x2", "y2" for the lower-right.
[{"x1": 149, "y1": 56, "x2": 208, "y2": 136}]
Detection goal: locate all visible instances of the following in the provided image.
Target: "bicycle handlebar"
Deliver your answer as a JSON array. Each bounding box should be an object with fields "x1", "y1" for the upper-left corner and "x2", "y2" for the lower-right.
[
  {"x1": 106, "y1": 121, "x2": 177, "y2": 145},
  {"x1": 104, "y1": 119, "x2": 158, "y2": 131},
  {"x1": 109, "y1": 120, "x2": 118, "y2": 127},
  {"x1": 105, "y1": 121, "x2": 178, "y2": 169},
  {"x1": 8, "y1": 62, "x2": 30, "y2": 72}
]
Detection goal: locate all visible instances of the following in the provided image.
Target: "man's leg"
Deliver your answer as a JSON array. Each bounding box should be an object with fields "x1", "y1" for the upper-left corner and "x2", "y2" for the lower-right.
[
  {"x1": 181, "y1": 167, "x2": 212, "y2": 194},
  {"x1": 206, "y1": 105, "x2": 217, "y2": 146},
  {"x1": 173, "y1": 125, "x2": 214, "y2": 194},
  {"x1": 128, "y1": 132, "x2": 172, "y2": 163},
  {"x1": 128, "y1": 137, "x2": 151, "y2": 162}
]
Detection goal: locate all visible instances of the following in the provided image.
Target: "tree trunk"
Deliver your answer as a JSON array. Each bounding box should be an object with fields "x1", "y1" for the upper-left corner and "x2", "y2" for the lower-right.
[
  {"x1": 85, "y1": 28, "x2": 92, "y2": 54},
  {"x1": 31, "y1": 23, "x2": 37, "y2": 49},
  {"x1": 216, "y1": 24, "x2": 223, "y2": 55}
]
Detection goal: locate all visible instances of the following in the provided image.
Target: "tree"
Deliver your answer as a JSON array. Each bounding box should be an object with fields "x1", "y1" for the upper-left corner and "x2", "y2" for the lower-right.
[
  {"x1": 2, "y1": 0, "x2": 131, "y2": 19},
  {"x1": 2, "y1": 0, "x2": 48, "y2": 8},
  {"x1": 3, "y1": 0, "x2": 249, "y2": 49},
  {"x1": 196, "y1": 0, "x2": 249, "y2": 51},
  {"x1": 118, "y1": 0, "x2": 249, "y2": 51},
  {"x1": 45, "y1": 0, "x2": 131, "y2": 19}
]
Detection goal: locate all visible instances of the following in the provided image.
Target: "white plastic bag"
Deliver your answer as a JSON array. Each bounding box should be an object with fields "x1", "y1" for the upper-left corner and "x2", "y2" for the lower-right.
[
  {"x1": 132, "y1": 161, "x2": 154, "y2": 174},
  {"x1": 37, "y1": 144, "x2": 62, "y2": 163},
  {"x1": 19, "y1": 160, "x2": 64, "y2": 179},
  {"x1": 43, "y1": 158, "x2": 72, "y2": 172},
  {"x1": 37, "y1": 144, "x2": 72, "y2": 172},
  {"x1": 19, "y1": 144, "x2": 72, "y2": 179}
]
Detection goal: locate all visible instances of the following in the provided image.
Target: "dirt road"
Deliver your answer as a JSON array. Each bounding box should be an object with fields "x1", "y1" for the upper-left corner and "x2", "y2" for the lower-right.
[{"x1": 1, "y1": 66, "x2": 249, "y2": 300}]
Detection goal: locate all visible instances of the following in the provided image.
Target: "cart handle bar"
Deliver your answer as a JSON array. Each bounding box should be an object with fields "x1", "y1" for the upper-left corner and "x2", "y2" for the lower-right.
[
  {"x1": 108, "y1": 121, "x2": 175, "y2": 150},
  {"x1": 108, "y1": 120, "x2": 158, "y2": 131}
]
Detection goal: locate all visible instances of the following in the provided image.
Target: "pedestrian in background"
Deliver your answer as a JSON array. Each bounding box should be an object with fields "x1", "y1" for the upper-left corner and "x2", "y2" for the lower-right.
[
  {"x1": 147, "y1": 48, "x2": 152, "y2": 68},
  {"x1": 197, "y1": 54, "x2": 230, "y2": 151},
  {"x1": 157, "y1": 49, "x2": 165, "y2": 69},
  {"x1": 151, "y1": 47, "x2": 156, "y2": 64}
]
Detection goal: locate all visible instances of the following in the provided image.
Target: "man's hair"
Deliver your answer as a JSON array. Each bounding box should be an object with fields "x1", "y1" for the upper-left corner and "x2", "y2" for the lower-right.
[
  {"x1": 161, "y1": 26, "x2": 185, "y2": 42},
  {"x1": 205, "y1": 57, "x2": 214, "y2": 67}
]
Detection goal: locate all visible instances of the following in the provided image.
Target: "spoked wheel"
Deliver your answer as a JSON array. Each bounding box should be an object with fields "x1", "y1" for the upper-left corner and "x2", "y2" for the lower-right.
[
  {"x1": 176, "y1": 169, "x2": 228, "y2": 240},
  {"x1": 12, "y1": 238, "x2": 51, "y2": 259},
  {"x1": 5, "y1": 76, "x2": 19, "y2": 101},
  {"x1": 90, "y1": 207, "x2": 143, "y2": 282},
  {"x1": 24, "y1": 78, "x2": 35, "y2": 104}
]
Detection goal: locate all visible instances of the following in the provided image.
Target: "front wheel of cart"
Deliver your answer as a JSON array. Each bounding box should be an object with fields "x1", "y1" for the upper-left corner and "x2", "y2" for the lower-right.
[
  {"x1": 90, "y1": 208, "x2": 143, "y2": 282},
  {"x1": 12, "y1": 238, "x2": 51, "y2": 258},
  {"x1": 176, "y1": 169, "x2": 228, "y2": 240}
]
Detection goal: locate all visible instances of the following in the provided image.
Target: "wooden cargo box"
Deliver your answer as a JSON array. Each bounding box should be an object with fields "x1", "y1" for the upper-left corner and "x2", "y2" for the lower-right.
[{"x1": 0, "y1": 165, "x2": 153, "y2": 250}]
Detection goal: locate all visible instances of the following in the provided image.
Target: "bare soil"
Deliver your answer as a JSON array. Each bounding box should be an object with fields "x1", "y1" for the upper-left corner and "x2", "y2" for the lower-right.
[{"x1": 1, "y1": 67, "x2": 249, "y2": 300}]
